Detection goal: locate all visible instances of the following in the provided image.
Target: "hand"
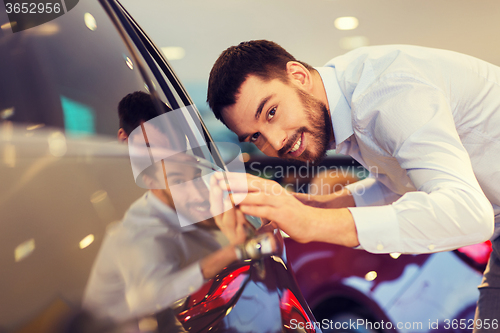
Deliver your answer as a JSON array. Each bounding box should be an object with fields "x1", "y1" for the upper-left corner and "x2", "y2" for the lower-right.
[
  {"x1": 210, "y1": 174, "x2": 250, "y2": 245},
  {"x1": 292, "y1": 188, "x2": 356, "y2": 209},
  {"x1": 216, "y1": 172, "x2": 359, "y2": 247},
  {"x1": 231, "y1": 183, "x2": 320, "y2": 243}
]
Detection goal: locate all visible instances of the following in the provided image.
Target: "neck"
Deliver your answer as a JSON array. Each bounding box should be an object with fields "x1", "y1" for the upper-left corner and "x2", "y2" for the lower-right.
[
  {"x1": 310, "y1": 69, "x2": 334, "y2": 143},
  {"x1": 310, "y1": 69, "x2": 329, "y2": 107},
  {"x1": 151, "y1": 189, "x2": 175, "y2": 209}
]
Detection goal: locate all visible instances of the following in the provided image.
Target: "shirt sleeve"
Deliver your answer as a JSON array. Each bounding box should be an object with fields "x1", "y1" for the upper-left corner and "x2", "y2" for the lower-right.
[
  {"x1": 118, "y1": 231, "x2": 205, "y2": 318},
  {"x1": 345, "y1": 174, "x2": 402, "y2": 206},
  {"x1": 348, "y1": 74, "x2": 494, "y2": 254}
]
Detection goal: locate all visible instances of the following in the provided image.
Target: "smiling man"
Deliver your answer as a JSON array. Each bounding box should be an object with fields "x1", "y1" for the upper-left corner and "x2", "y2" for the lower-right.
[
  {"x1": 207, "y1": 40, "x2": 500, "y2": 332},
  {"x1": 224, "y1": 73, "x2": 332, "y2": 163}
]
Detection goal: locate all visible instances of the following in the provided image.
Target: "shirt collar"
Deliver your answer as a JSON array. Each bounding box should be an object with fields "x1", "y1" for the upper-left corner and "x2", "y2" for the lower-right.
[
  {"x1": 146, "y1": 191, "x2": 198, "y2": 232},
  {"x1": 314, "y1": 66, "x2": 353, "y2": 149}
]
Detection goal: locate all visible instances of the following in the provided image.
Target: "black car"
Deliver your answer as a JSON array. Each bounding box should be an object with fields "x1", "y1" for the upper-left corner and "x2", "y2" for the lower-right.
[{"x1": 0, "y1": 1, "x2": 320, "y2": 332}]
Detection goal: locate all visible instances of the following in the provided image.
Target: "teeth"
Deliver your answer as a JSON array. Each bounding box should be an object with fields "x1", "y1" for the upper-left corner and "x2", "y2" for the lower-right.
[
  {"x1": 193, "y1": 205, "x2": 209, "y2": 212},
  {"x1": 289, "y1": 137, "x2": 302, "y2": 153}
]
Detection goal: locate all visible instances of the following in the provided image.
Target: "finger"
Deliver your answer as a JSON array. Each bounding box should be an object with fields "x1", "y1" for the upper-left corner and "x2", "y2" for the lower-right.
[
  {"x1": 235, "y1": 208, "x2": 247, "y2": 225},
  {"x1": 221, "y1": 206, "x2": 237, "y2": 233},
  {"x1": 234, "y1": 209, "x2": 248, "y2": 244},
  {"x1": 238, "y1": 204, "x2": 276, "y2": 222},
  {"x1": 232, "y1": 192, "x2": 277, "y2": 207},
  {"x1": 223, "y1": 193, "x2": 234, "y2": 212},
  {"x1": 229, "y1": 191, "x2": 247, "y2": 206},
  {"x1": 209, "y1": 180, "x2": 225, "y2": 218},
  {"x1": 218, "y1": 172, "x2": 280, "y2": 194},
  {"x1": 235, "y1": 209, "x2": 256, "y2": 231},
  {"x1": 215, "y1": 172, "x2": 250, "y2": 193}
]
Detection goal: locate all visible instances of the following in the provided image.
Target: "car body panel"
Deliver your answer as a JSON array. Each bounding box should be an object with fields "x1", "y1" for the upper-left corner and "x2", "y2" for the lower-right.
[
  {"x1": 286, "y1": 239, "x2": 483, "y2": 332},
  {"x1": 0, "y1": 1, "x2": 320, "y2": 332}
]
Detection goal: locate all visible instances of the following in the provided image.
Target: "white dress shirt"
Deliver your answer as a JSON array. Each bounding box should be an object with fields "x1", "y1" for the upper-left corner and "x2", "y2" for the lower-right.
[
  {"x1": 315, "y1": 45, "x2": 499, "y2": 254},
  {"x1": 82, "y1": 192, "x2": 222, "y2": 322}
]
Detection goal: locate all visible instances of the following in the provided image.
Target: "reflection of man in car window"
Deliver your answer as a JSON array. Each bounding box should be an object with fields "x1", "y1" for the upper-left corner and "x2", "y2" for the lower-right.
[
  {"x1": 82, "y1": 91, "x2": 246, "y2": 323},
  {"x1": 116, "y1": 91, "x2": 167, "y2": 143}
]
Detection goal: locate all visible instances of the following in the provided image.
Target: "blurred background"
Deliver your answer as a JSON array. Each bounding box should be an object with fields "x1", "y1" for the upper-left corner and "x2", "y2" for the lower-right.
[{"x1": 120, "y1": 0, "x2": 500, "y2": 150}]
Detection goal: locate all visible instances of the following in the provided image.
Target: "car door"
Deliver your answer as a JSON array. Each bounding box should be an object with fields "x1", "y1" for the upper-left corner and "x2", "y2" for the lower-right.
[{"x1": 0, "y1": 0, "x2": 321, "y2": 332}]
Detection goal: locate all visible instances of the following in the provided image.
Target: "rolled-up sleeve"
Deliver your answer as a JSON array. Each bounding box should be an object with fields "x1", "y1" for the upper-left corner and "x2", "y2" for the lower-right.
[{"x1": 348, "y1": 74, "x2": 494, "y2": 254}]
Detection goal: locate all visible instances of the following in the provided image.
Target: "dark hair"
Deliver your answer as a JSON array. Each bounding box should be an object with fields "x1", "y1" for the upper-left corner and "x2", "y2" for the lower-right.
[
  {"x1": 118, "y1": 91, "x2": 172, "y2": 135},
  {"x1": 207, "y1": 40, "x2": 312, "y2": 125}
]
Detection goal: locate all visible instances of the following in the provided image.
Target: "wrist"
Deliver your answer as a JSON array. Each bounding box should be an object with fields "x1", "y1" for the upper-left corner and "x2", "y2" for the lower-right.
[
  {"x1": 326, "y1": 188, "x2": 356, "y2": 208},
  {"x1": 307, "y1": 207, "x2": 359, "y2": 247}
]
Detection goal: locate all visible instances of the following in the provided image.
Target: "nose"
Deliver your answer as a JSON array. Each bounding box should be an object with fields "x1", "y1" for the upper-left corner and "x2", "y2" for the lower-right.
[
  {"x1": 262, "y1": 128, "x2": 287, "y2": 154},
  {"x1": 189, "y1": 178, "x2": 210, "y2": 202}
]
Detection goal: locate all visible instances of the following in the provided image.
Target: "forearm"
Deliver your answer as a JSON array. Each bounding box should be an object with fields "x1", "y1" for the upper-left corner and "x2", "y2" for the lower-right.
[
  {"x1": 293, "y1": 188, "x2": 356, "y2": 209},
  {"x1": 305, "y1": 207, "x2": 359, "y2": 248}
]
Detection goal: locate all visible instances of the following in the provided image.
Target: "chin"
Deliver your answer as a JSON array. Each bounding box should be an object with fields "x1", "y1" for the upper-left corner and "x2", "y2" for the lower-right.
[
  {"x1": 288, "y1": 150, "x2": 326, "y2": 165},
  {"x1": 197, "y1": 218, "x2": 218, "y2": 229}
]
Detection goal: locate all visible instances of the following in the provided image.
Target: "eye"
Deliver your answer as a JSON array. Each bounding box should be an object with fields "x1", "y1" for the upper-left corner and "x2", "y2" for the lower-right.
[
  {"x1": 267, "y1": 107, "x2": 276, "y2": 120},
  {"x1": 170, "y1": 178, "x2": 184, "y2": 185},
  {"x1": 250, "y1": 132, "x2": 260, "y2": 142}
]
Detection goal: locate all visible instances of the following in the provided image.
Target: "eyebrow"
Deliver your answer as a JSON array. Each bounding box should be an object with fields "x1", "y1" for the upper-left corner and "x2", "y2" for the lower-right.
[
  {"x1": 166, "y1": 172, "x2": 184, "y2": 178},
  {"x1": 237, "y1": 94, "x2": 274, "y2": 142}
]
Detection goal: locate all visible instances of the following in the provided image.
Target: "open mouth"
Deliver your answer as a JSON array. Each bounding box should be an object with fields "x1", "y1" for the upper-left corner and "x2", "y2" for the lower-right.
[
  {"x1": 191, "y1": 203, "x2": 211, "y2": 213},
  {"x1": 290, "y1": 137, "x2": 301, "y2": 153},
  {"x1": 287, "y1": 132, "x2": 305, "y2": 157}
]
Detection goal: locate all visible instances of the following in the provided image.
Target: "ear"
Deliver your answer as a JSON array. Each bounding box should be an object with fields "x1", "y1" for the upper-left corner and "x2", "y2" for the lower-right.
[
  {"x1": 117, "y1": 128, "x2": 128, "y2": 142},
  {"x1": 142, "y1": 173, "x2": 164, "y2": 189},
  {"x1": 285, "y1": 61, "x2": 313, "y2": 92}
]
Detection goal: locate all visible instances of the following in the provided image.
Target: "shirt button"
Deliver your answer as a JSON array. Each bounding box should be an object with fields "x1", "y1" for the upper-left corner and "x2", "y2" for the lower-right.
[
  {"x1": 428, "y1": 244, "x2": 435, "y2": 251},
  {"x1": 376, "y1": 244, "x2": 384, "y2": 251}
]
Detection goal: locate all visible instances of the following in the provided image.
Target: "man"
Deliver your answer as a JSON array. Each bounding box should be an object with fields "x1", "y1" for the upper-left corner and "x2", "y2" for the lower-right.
[
  {"x1": 207, "y1": 41, "x2": 500, "y2": 331},
  {"x1": 83, "y1": 92, "x2": 256, "y2": 323}
]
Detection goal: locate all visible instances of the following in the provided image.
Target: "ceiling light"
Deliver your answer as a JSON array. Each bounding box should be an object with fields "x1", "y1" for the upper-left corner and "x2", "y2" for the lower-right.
[
  {"x1": 364, "y1": 270, "x2": 377, "y2": 281},
  {"x1": 84, "y1": 13, "x2": 97, "y2": 31},
  {"x1": 1, "y1": 107, "x2": 14, "y2": 120},
  {"x1": 161, "y1": 47, "x2": 186, "y2": 60},
  {"x1": 48, "y1": 131, "x2": 67, "y2": 157},
  {"x1": 15, "y1": 239, "x2": 35, "y2": 262},
  {"x1": 27, "y1": 124, "x2": 45, "y2": 131},
  {"x1": 125, "y1": 56, "x2": 134, "y2": 70},
  {"x1": 390, "y1": 252, "x2": 401, "y2": 259},
  {"x1": 79, "y1": 234, "x2": 95, "y2": 249},
  {"x1": 1, "y1": 22, "x2": 12, "y2": 30},
  {"x1": 90, "y1": 190, "x2": 108, "y2": 204},
  {"x1": 334, "y1": 16, "x2": 359, "y2": 30}
]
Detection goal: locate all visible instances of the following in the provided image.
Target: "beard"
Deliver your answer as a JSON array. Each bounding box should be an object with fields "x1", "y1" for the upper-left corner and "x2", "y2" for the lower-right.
[{"x1": 277, "y1": 87, "x2": 333, "y2": 164}]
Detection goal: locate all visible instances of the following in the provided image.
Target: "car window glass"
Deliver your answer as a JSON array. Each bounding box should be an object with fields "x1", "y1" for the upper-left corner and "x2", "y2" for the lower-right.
[{"x1": 0, "y1": 1, "x2": 238, "y2": 332}]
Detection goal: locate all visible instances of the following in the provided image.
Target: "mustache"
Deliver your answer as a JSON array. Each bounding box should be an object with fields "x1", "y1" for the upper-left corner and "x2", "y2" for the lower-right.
[{"x1": 278, "y1": 127, "x2": 308, "y2": 157}]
